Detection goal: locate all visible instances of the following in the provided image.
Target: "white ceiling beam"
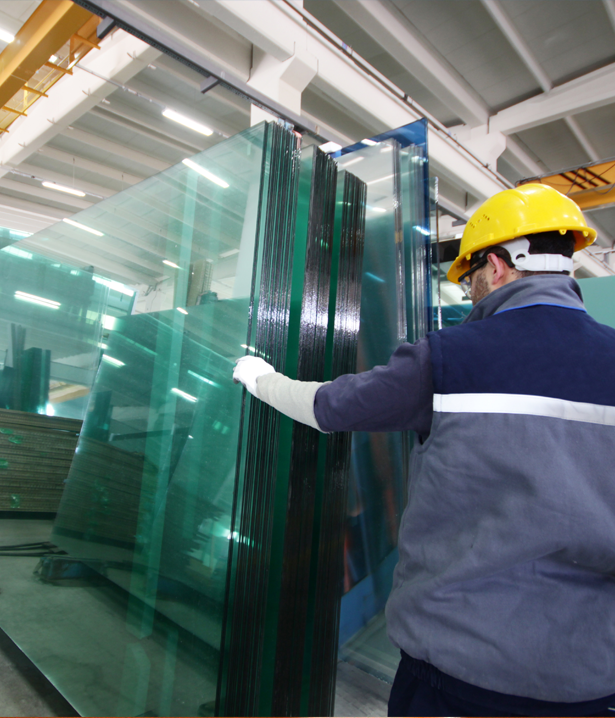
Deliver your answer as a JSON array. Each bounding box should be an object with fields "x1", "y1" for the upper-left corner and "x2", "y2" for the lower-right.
[
  {"x1": 20, "y1": 237, "x2": 155, "y2": 286},
  {"x1": 36, "y1": 146, "x2": 146, "y2": 186},
  {"x1": 48, "y1": 229, "x2": 163, "y2": 274},
  {"x1": 0, "y1": 199, "x2": 63, "y2": 235},
  {"x1": 0, "y1": 30, "x2": 160, "y2": 178},
  {"x1": 491, "y1": 62, "x2": 615, "y2": 134},
  {"x1": 564, "y1": 117, "x2": 600, "y2": 162},
  {"x1": 0, "y1": 178, "x2": 94, "y2": 211},
  {"x1": 126, "y1": 76, "x2": 244, "y2": 137},
  {"x1": 603, "y1": 0, "x2": 615, "y2": 32},
  {"x1": 481, "y1": 0, "x2": 600, "y2": 161},
  {"x1": 14, "y1": 163, "x2": 115, "y2": 199},
  {"x1": 61, "y1": 127, "x2": 169, "y2": 173},
  {"x1": 89, "y1": 106, "x2": 205, "y2": 154},
  {"x1": 575, "y1": 247, "x2": 614, "y2": 277},
  {"x1": 481, "y1": 0, "x2": 551, "y2": 93},
  {"x1": 204, "y1": 0, "x2": 507, "y2": 198},
  {"x1": 502, "y1": 137, "x2": 544, "y2": 177},
  {"x1": 330, "y1": 0, "x2": 489, "y2": 127}
]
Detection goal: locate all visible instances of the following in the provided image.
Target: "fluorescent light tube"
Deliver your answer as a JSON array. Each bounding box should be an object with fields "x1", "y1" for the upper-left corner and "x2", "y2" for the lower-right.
[
  {"x1": 0, "y1": 28, "x2": 14, "y2": 44},
  {"x1": 163, "y1": 108, "x2": 213, "y2": 136},
  {"x1": 92, "y1": 275, "x2": 134, "y2": 296},
  {"x1": 14, "y1": 291, "x2": 60, "y2": 308},
  {"x1": 171, "y1": 387, "x2": 198, "y2": 402},
  {"x1": 176, "y1": 307, "x2": 188, "y2": 315},
  {"x1": 62, "y1": 218, "x2": 104, "y2": 236},
  {"x1": 102, "y1": 354, "x2": 124, "y2": 367},
  {"x1": 163, "y1": 259, "x2": 180, "y2": 269},
  {"x1": 188, "y1": 370, "x2": 218, "y2": 387},
  {"x1": 361, "y1": 138, "x2": 378, "y2": 146},
  {"x1": 182, "y1": 158, "x2": 229, "y2": 188},
  {"x1": 43, "y1": 182, "x2": 85, "y2": 197}
]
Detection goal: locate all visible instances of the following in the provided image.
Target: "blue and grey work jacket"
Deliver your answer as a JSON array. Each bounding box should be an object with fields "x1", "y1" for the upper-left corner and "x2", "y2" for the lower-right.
[{"x1": 256, "y1": 274, "x2": 615, "y2": 702}]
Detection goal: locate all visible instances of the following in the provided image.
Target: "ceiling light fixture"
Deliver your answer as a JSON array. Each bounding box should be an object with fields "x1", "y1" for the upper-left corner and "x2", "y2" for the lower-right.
[
  {"x1": 163, "y1": 108, "x2": 213, "y2": 136},
  {"x1": 43, "y1": 181, "x2": 85, "y2": 197},
  {"x1": 102, "y1": 354, "x2": 125, "y2": 367},
  {"x1": 182, "y1": 158, "x2": 229, "y2": 188},
  {"x1": 361, "y1": 138, "x2": 378, "y2": 146},
  {"x1": 163, "y1": 259, "x2": 180, "y2": 269},
  {"x1": 171, "y1": 387, "x2": 198, "y2": 403},
  {"x1": 177, "y1": 307, "x2": 188, "y2": 315},
  {"x1": 0, "y1": 28, "x2": 15, "y2": 44},
  {"x1": 15, "y1": 291, "x2": 60, "y2": 309},
  {"x1": 62, "y1": 218, "x2": 104, "y2": 236}
]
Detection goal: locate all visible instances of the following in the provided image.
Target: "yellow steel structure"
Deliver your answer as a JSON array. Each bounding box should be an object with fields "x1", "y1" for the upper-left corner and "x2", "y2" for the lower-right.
[
  {"x1": 519, "y1": 158, "x2": 615, "y2": 211},
  {"x1": 0, "y1": 1, "x2": 100, "y2": 133}
]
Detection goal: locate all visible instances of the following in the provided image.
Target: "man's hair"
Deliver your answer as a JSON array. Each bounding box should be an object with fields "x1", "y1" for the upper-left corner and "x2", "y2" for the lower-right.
[{"x1": 470, "y1": 231, "x2": 575, "y2": 277}]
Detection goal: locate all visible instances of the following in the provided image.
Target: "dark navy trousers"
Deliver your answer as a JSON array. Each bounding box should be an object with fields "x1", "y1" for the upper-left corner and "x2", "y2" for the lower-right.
[{"x1": 388, "y1": 651, "x2": 615, "y2": 717}]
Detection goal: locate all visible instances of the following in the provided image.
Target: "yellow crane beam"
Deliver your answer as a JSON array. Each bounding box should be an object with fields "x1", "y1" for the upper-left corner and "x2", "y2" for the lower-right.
[
  {"x1": 519, "y1": 158, "x2": 615, "y2": 210},
  {"x1": 0, "y1": 0, "x2": 93, "y2": 108}
]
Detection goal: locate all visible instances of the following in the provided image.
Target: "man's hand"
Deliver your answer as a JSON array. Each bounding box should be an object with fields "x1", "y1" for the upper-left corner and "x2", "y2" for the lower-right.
[{"x1": 233, "y1": 356, "x2": 276, "y2": 397}]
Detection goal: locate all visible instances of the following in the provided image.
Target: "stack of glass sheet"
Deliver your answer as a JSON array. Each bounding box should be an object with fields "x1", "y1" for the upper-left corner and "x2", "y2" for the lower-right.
[
  {"x1": 0, "y1": 117, "x2": 430, "y2": 717},
  {"x1": 332, "y1": 120, "x2": 432, "y2": 691}
]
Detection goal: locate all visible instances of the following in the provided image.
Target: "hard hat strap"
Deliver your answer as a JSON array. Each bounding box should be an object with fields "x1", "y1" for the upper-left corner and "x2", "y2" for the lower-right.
[{"x1": 498, "y1": 237, "x2": 574, "y2": 274}]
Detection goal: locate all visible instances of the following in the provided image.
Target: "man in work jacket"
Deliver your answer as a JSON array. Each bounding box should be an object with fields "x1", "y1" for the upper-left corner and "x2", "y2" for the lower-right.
[{"x1": 233, "y1": 183, "x2": 615, "y2": 716}]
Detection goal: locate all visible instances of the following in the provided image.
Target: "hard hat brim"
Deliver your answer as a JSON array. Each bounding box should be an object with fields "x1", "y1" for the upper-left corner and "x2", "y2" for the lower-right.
[{"x1": 446, "y1": 227, "x2": 596, "y2": 284}]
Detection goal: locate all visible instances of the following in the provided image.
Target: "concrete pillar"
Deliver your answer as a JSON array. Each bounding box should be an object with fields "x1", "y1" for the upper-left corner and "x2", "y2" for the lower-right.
[
  {"x1": 248, "y1": 42, "x2": 317, "y2": 126},
  {"x1": 449, "y1": 124, "x2": 507, "y2": 171}
]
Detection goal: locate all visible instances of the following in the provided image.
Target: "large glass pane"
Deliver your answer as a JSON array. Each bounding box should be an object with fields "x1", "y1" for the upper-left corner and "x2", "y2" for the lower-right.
[
  {"x1": 0, "y1": 122, "x2": 300, "y2": 717},
  {"x1": 332, "y1": 121, "x2": 431, "y2": 690}
]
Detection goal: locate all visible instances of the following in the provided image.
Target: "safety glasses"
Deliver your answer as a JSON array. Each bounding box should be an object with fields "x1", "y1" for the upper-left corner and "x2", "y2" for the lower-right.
[{"x1": 458, "y1": 256, "x2": 488, "y2": 298}]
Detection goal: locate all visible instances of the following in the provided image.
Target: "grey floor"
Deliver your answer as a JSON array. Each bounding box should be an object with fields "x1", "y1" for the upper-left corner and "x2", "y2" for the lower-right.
[
  {"x1": 0, "y1": 629, "x2": 77, "y2": 717},
  {"x1": 0, "y1": 517, "x2": 390, "y2": 717},
  {"x1": 0, "y1": 629, "x2": 389, "y2": 717}
]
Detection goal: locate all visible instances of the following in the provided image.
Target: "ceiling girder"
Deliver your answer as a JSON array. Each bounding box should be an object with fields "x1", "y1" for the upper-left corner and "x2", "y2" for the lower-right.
[
  {"x1": 491, "y1": 62, "x2": 615, "y2": 135},
  {"x1": 0, "y1": 1, "x2": 93, "y2": 107}
]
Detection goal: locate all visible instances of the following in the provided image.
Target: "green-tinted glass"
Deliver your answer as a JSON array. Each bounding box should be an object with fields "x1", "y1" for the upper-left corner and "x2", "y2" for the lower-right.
[{"x1": 0, "y1": 122, "x2": 300, "y2": 717}]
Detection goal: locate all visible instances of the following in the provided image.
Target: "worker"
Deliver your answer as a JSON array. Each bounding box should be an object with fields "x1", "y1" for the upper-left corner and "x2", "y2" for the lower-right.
[{"x1": 233, "y1": 183, "x2": 615, "y2": 717}]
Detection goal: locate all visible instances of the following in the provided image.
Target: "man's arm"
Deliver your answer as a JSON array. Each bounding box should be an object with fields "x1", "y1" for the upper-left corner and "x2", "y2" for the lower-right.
[{"x1": 234, "y1": 337, "x2": 433, "y2": 436}]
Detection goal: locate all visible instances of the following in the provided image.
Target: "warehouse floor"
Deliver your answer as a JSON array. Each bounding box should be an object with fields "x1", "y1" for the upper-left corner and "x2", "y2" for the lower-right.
[
  {"x1": 0, "y1": 629, "x2": 389, "y2": 717},
  {"x1": 0, "y1": 517, "x2": 389, "y2": 717}
]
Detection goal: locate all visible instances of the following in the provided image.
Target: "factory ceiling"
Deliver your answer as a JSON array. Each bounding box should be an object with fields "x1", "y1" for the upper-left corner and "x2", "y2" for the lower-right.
[{"x1": 0, "y1": 0, "x2": 613, "y2": 286}]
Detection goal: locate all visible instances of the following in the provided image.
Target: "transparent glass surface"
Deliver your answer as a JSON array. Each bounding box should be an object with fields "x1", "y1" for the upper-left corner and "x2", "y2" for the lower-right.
[
  {"x1": 333, "y1": 123, "x2": 431, "y2": 689},
  {"x1": 0, "y1": 246, "x2": 130, "y2": 422},
  {"x1": 332, "y1": 141, "x2": 408, "y2": 681},
  {"x1": 430, "y1": 180, "x2": 472, "y2": 329},
  {"x1": 0, "y1": 124, "x2": 272, "y2": 717}
]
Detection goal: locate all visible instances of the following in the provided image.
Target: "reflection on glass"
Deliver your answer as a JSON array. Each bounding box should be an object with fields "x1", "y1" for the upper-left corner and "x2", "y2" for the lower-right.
[
  {"x1": 333, "y1": 121, "x2": 431, "y2": 688},
  {"x1": 0, "y1": 123, "x2": 282, "y2": 717}
]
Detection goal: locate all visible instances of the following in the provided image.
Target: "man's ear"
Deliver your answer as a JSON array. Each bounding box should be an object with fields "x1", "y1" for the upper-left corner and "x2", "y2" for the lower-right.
[{"x1": 487, "y1": 253, "x2": 510, "y2": 285}]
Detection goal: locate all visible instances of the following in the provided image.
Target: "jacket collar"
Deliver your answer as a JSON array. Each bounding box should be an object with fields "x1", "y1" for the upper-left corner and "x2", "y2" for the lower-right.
[{"x1": 463, "y1": 274, "x2": 585, "y2": 324}]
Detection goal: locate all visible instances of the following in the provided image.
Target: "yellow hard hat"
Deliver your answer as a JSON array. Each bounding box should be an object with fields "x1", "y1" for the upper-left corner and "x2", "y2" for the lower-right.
[{"x1": 447, "y1": 183, "x2": 596, "y2": 284}]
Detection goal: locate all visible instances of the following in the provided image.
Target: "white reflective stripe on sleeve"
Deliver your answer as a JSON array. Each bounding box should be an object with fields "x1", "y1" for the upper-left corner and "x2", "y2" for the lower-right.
[{"x1": 433, "y1": 393, "x2": 615, "y2": 427}]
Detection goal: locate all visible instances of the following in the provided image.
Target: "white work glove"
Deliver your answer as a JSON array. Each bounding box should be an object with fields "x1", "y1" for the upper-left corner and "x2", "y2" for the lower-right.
[{"x1": 233, "y1": 355, "x2": 276, "y2": 397}]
